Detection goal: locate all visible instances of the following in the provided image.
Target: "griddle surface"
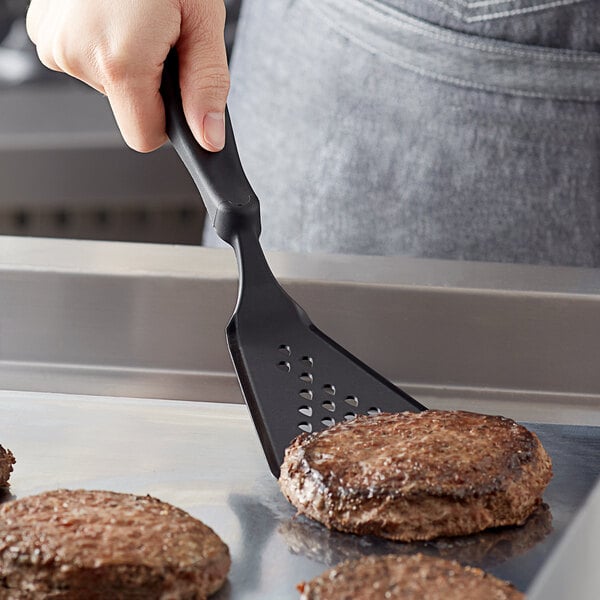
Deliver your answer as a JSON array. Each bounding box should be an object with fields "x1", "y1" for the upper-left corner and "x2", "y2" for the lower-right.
[{"x1": 1, "y1": 392, "x2": 598, "y2": 598}]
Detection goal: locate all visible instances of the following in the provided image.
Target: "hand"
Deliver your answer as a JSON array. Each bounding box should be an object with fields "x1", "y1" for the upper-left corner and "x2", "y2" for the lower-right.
[{"x1": 26, "y1": 0, "x2": 229, "y2": 153}]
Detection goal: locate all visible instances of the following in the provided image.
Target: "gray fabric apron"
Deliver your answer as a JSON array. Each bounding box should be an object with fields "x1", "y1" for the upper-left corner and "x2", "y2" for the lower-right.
[{"x1": 205, "y1": 0, "x2": 600, "y2": 267}]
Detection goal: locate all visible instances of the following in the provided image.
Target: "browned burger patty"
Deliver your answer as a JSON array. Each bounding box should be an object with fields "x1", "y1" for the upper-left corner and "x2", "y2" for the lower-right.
[
  {"x1": 0, "y1": 445, "x2": 15, "y2": 488},
  {"x1": 279, "y1": 410, "x2": 552, "y2": 541},
  {"x1": 0, "y1": 489, "x2": 230, "y2": 599},
  {"x1": 297, "y1": 553, "x2": 525, "y2": 600}
]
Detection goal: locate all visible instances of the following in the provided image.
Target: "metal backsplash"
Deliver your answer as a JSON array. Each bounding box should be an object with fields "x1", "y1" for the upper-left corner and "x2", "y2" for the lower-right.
[{"x1": 0, "y1": 236, "x2": 598, "y2": 426}]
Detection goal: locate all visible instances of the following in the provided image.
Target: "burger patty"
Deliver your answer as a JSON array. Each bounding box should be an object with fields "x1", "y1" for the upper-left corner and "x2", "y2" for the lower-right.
[
  {"x1": 0, "y1": 489, "x2": 230, "y2": 599},
  {"x1": 297, "y1": 553, "x2": 525, "y2": 600},
  {"x1": 279, "y1": 410, "x2": 552, "y2": 541},
  {"x1": 0, "y1": 445, "x2": 15, "y2": 488}
]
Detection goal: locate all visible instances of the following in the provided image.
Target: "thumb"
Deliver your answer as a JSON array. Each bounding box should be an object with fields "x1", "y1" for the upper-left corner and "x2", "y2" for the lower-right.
[{"x1": 177, "y1": 0, "x2": 230, "y2": 152}]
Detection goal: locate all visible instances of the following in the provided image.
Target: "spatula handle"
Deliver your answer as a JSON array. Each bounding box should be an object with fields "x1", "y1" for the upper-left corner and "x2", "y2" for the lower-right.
[{"x1": 160, "y1": 48, "x2": 261, "y2": 244}]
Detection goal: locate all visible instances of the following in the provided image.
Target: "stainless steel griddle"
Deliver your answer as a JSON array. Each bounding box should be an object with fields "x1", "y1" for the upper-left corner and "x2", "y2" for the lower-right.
[
  {"x1": 1, "y1": 393, "x2": 598, "y2": 598},
  {"x1": 1, "y1": 237, "x2": 599, "y2": 598}
]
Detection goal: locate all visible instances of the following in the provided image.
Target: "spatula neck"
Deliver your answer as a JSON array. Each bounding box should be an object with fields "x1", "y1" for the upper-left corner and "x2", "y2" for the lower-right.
[{"x1": 232, "y1": 231, "x2": 280, "y2": 300}]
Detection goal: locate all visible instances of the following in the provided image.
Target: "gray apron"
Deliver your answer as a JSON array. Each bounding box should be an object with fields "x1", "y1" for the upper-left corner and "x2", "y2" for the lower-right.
[{"x1": 205, "y1": 0, "x2": 600, "y2": 267}]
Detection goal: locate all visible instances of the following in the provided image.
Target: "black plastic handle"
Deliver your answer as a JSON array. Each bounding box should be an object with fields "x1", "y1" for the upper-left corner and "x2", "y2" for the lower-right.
[{"x1": 160, "y1": 48, "x2": 261, "y2": 244}]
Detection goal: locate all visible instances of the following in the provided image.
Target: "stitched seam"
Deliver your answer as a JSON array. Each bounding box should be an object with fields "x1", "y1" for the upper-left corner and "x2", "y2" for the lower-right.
[
  {"x1": 424, "y1": 0, "x2": 586, "y2": 22},
  {"x1": 458, "y1": 0, "x2": 543, "y2": 8},
  {"x1": 352, "y1": 0, "x2": 600, "y2": 61},
  {"x1": 361, "y1": 0, "x2": 598, "y2": 59},
  {"x1": 305, "y1": 0, "x2": 600, "y2": 101},
  {"x1": 429, "y1": 0, "x2": 582, "y2": 10}
]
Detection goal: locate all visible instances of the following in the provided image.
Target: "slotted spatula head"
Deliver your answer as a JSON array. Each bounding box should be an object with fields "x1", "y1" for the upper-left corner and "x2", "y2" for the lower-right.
[{"x1": 161, "y1": 50, "x2": 426, "y2": 477}]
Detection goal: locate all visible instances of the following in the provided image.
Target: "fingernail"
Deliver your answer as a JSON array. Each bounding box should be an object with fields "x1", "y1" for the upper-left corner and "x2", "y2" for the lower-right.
[{"x1": 203, "y1": 112, "x2": 225, "y2": 150}]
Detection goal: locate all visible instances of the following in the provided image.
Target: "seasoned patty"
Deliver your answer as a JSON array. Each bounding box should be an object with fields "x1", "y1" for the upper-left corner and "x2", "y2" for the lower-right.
[
  {"x1": 0, "y1": 445, "x2": 15, "y2": 488},
  {"x1": 279, "y1": 410, "x2": 552, "y2": 541},
  {"x1": 0, "y1": 489, "x2": 230, "y2": 599},
  {"x1": 297, "y1": 553, "x2": 525, "y2": 600}
]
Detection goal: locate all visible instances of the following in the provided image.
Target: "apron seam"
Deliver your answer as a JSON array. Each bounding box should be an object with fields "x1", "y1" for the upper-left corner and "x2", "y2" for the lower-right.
[
  {"x1": 352, "y1": 0, "x2": 600, "y2": 62},
  {"x1": 448, "y1": 0, "x2": 553, "y2": 8},
  {"x1": 306, "y1": 0, "x2": 600, "y2": 101},
  {"x1": 423, "y1": 0, "x2": 588, "y2": 23}
]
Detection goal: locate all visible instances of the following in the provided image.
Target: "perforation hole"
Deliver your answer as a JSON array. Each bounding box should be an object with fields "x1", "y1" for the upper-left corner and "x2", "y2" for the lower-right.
[
  {"x1": 278, "y1": 345, "x2": 291, "y2": 356},
  {"x1": 345, "y1": 395, "x2": 359, "y2": 407},
  {"x1": 321, "y1": 417, "x2": 335, "y2": 427},
  {"x1": 299, "y1": 390, "x2": 313, "y2": 401},
  {"x1": 277, "y1": 361, "x2": 291, "y2": 373},
  {"x1": 344, "y1": 412, "x2": 357, "y2": 421},
  {"x1": 367, "y1": 407, "x2": 382, "y2": 416},
  {"x1": 298, "y1": 406, "x2": 313, "y2": 417},
  {"x1": 298, "y1": 422, "x2": 312, "y2": 433},
  {"x1": 323, "y1": 384, "x2": 336, "y2": 396},
  {"x1": 322, "y1": 400, "x2": 335, "y2": 412},
  {"x1": 299, "y1": 372, "x2": 313, "y2": 384},
  {"x1": 301, "y1": 356, "x2": 314, "y2": 367}
]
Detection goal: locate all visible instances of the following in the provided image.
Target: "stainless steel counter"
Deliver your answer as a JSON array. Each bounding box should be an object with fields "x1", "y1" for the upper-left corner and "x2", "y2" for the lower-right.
[{"x1": 1, "y1": 391, "x2": 598, "y2": 598}]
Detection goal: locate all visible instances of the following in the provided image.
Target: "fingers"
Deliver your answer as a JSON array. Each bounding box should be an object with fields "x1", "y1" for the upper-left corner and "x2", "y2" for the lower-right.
[
  {"x1": 27, "y1": 0, "x2": 172, "y2": 151},
  {"x1": 26, "y1": 0, "x2": 63, "y2": 74},
  {"x1": 178, "y1": 0, "x2": 230, "y2": 151},
  {"x1": 25, "y1": 0, "x2": 46, "y2": 48},
  {"x1": 92, "y1": 4, "x2": 181, "y2": 152},
  {"x1": 104, "y1": 76, "x2": 167, "y2": 153},
  {"x1": 25, "y1": 0, "x2": 230, "y2": 154}
]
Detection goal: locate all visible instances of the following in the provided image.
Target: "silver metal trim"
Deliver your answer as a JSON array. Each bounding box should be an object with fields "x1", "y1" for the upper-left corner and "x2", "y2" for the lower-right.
[{"x1": 0, "y1": 236, "x2": 599, "y2": 425}]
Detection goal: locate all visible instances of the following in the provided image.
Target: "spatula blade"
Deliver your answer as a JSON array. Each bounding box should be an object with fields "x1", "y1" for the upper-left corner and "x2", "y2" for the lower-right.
[{"x1": 226, "y1": 280, "x2": 425, "y2": 477}]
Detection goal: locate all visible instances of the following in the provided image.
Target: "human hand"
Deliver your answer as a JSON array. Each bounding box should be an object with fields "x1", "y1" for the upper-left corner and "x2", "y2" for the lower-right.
[{"x1": 26, "y1": 0, "x2": 229, "y2": 152}]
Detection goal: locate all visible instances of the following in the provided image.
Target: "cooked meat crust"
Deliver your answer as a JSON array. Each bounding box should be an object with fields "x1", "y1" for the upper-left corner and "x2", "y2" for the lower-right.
[
  {"x1": 298, "y1": 553, "x2": 525, "y2": 600},
  {"x1": 0, "y1": 446, "x2": 15, "y2": 488},
  {"x1": 279, "y1": 410, "x2": 552, "y2": 541},
  {"x1": 279, "y1": 503, "x2": 552, "y2": 568},
  {"x1": 0, "y1": 489, "x2": 230, "y2": 599}
]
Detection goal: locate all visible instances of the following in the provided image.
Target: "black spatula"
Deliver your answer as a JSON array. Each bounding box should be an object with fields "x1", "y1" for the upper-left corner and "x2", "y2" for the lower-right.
[{"x1": 161, "y1": 50, "x2": 426, "y2": 477}]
